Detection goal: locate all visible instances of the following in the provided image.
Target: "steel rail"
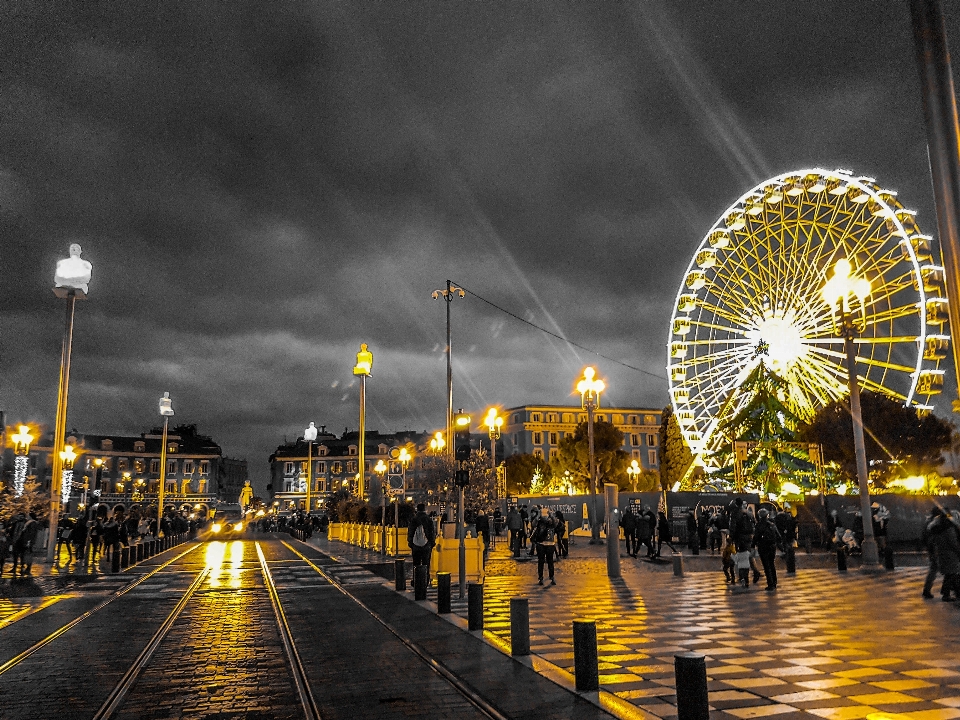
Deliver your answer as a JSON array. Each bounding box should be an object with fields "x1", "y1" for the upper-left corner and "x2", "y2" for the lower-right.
[
  {"x1": 0, "y1": 595, "x2": 65, "y2": 631},
  {"x1": 92, "y1": 566, "x2": 210, "y2": 719},
  {"x1": 0, "y1": 542, "x2": 203, "y2": 676},
  {"x1": 255, "y1": 541, "x2": 323, "y2": 720},
  {"x1": 281, "y1": 541, "x2": 508, "y2": 720}
]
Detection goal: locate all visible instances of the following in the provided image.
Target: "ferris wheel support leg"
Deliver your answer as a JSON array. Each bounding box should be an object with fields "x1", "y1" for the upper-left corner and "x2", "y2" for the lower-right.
[{"x1": 844, "y1": 334, "x2": 882, "y2": 570}]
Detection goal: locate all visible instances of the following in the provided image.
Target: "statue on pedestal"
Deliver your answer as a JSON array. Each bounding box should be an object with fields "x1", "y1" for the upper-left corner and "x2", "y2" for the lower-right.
[
  {"x1": 239, "y1": 480, "x2": 254, "y2": 508},
  {"x1": 55, "y1": 243, "x2": 92, "y2": 294}
]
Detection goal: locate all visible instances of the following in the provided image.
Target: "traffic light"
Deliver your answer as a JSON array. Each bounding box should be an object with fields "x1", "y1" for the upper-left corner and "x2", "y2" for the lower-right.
[
  {"x1": 455, "y1": 469, "x2": 470, "y2": 487},
  {"x1": 454, "y1": 410, "x2": 471, "y2": 462}
]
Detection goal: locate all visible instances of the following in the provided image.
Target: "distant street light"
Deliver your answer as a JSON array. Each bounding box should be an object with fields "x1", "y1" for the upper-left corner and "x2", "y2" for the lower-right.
[
  {"x1": 429, "y1": 431, "x2": 445, "y2": 454},
  {"x1": 395, "y1": 447, "x2": 412, "y2": 555},
  {"x1": 822, "y1": 258, "x2": 880, "y2": 569},
  {"x1": 431, "y1": 281, "x2": 465, "y2": 456},
  {"x1": 483, "y1": 408, "x2": 502, "y2": 473},
  {"x1": 12, "y1": 425, "x2": 34, "y2": 498},
  {"x1": 577, "y1": 367, "x2": 605, "y2": 544},
  {"x1": 304, "y1": 422, "x2": 318, "y2": 513},
  {"x1": 375, "y1": 458, "x2": 387, "y2": 554},
  {"x1": 158, "y1": 392, "x2": 175, "y2": 534},
  {"x1": 59, "y1": 445, "x2": 77, "y2": 507},
  {"x1": 627, "y1": 459, "x2": 641, "y2": 492},
  {"x1": 48, "y1": 243, "x2": 92, "y2": 563},
  {"x1": 353, "y1": 344, "x2": 373, "y2": 498}
]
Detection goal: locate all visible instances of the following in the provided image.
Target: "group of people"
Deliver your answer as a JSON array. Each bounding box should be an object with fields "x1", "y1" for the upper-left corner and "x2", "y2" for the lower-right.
[
  {"x1": 620, "y1": 506, "x2": 672, "y2": 558},
  {"x1": 504, "y1": 505, "x2": 567, "y2": 584},
  {"x1": 717, "y1": 499, "x2": 788, "y2": 591},
  {"x1": 826, "y1": 502, "x2": 890, "y2": 556},
  {"x1": 0, "y1": 511, "x2": 41, "y2": 577}
]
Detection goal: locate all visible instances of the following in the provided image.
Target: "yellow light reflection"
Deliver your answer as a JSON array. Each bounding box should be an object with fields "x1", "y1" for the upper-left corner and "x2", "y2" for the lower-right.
[
  {"x1": 228, "y1": 541, "x2": 244, "y2": 588},
  {"x1": 205, "y1": 541, "x2": 226, "y2": 587}
]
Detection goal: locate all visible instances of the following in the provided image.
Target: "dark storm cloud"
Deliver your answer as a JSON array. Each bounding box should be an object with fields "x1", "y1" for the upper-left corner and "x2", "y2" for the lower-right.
[{"x1": 2, "y1": 1, "x2": 958, "y2": 492}]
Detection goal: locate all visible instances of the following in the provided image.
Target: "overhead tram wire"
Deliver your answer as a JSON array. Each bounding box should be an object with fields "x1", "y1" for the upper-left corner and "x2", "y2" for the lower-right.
[{"x1": 454, "y1": 283, "x2": 668, "y2": 382}]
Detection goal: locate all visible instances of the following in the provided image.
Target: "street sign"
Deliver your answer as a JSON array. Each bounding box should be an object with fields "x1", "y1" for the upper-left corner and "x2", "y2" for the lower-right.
[
  {"x1": 387, "y1": 474, "x2": 403, "y2": 490},
  {"x1": 387, "y1": 487, "x2": 403, "y2": 496}
]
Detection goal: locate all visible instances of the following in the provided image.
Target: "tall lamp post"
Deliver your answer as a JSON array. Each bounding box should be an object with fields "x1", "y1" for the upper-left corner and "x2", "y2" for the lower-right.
[
  {"x1": 483, "y1": 408, "x2": 502, "y2": 472},
  {"x1": 304, "y1": 422, "x2": 318, "y2": 513},
  {"x1": 48, "y1": 243, "x2": 92, "y2": 563},
  {"x1": 431, "y1": 281, "x2": 465, "y2": 456},
  {"x1": 157, "y1": 392, "x2": 174, "y2": 534},
  {"x1": 12, "y1": 425, "x2": 34, "y2": 498},
  {"x1": 59, "y1": 445, "x2": 77, "y2": 510},
  {"x1": 396, "y1": 447, "x2": 412, "y2": 555},
  {"x1": 374, "y1": 459, "x2": 387, "y2": 553},
  {"x1": 627, "y1": 459, "x2": 641, "y2": 492},
  {"x1": 822, "y1": 258, "x2": 881, "y2": 568},
  {"x1": 577, "y1": 367, "x2": 605, "y2": 544},
  {"x1": 353, "y1": 344, "x2": 373, "y2": 498}
]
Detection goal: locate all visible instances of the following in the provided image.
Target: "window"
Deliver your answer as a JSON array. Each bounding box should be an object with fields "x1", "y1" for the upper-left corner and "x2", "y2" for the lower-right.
[
  {"x1": 332, "y1": 461, "x2": 343, "y2": 475},
  {"x1": 318, "y1": 446, "x2": 328, "y2": 456},
  {"x1": 546, "y1": 413, "x2": 557, "y2": 423},
  {"x1": 630, "y1": 434, "x2": 639, "y2": 446},
  {"x1": 562, "y1": 413, "x2": 573, "y2": 423},
  {"x1": 316, "y1": 478, "x2": 326, "y2": 493},
  {"x1": 534, "y1": 448, "x2": 544, "y2": 459},
  {"x1": 150, "y1": 459, "x2": 159, "y2": 474},
  {"x1": 101, "y1": 439, "x2": 113, "y2": 451},
  {"x1": 167, "y1": 442, "x2": 178, "y2": 453},
  {"x1": 633, "y1": 450, "x2": 641, "y2": 461},
  {"x1": 549, "y1": 432, "x2": 558, "y2": 445},
  {"x1": 183, "y1": 460, "x2": 194, "y2": 475},
  {"x1": 647, "y1": 434, "x2": 657, "y2": 447},
  {"x1": 644, "y1": 414, "x2": 656, "y2": 425},
  {"x1": 512, "y1": 414, "x2": 519, "y2": 423},
  {"x1": 648, "y1": 449, "x2": 658, "y2": 466},
  {"x1": 533, "y1": 432, "x2": 543, "y2": 445},
  {"x1": 578, "y1": 413, "x2": 587, "y2": 423},
  {"x1": 347, "y1": 460, "x2": 357, "y2": 474},
  {"x1": 199, "y1": 461, "x2": 209, "y2": 475},
  {"x1": 316, "y1": 461, "x2": 326, "y2": 474},
  {"x1": 134, "y1": 458, "x2": 145, "y2": 473},
  {"x1": 596, "y1": 414, "x2": 606, "y2": 422},
  {"x1": 628, "y1": 415, "x2": 637, "y2": 425},
  {"x1": 116, "y1": 458, "x2": 127, "y2": 472},
  {"x1": 284, "y1": 461, "x2": 295, "y2": 475},
  {"x1": 181, "y1": 478, "x2": 191, "y2": 494},
  {"x1": 197, "y1": 479, "x2": 206, "y2": 494},
  {"x1": 348, "y1": 445, "x2": 357, "y2": 456},
  {"x1": 167, "y1": 459, "x2": 177, "y2": 475},
  {"x1": 613, "y1": 414, "x2": 623, "y2": 424},
  {"x1": 531, "y1": 412, "x2": 541, "y2": 422},
  {"x1": 134, "y1": 441, "x2": 145, "y2": 452},
  {"x1": 378, "y1": 444, "x2": 388, "y2": 455},
  {"x1": 512, "y1": 433, "x2": 518, "y2": 447}
]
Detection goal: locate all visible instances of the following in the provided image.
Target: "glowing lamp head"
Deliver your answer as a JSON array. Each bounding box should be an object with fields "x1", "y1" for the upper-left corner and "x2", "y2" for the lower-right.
[
  {"x1": 159, "y1": 392, "x2": 174, "y2": 417},
  {"x1": 398, "y1": 447, "x2": 412, "y2": 463},
  {"x1": 212, "y1": 523, "x2": 222, "y2": 533},
  {"x1": 59, "y1": 445, "x2": 77, "y2": 468},
  {"x1": 577, "y1": 367, "x2": 605, "y2": 408},
  {"x1": 430, "y1": 432, "x2": 445, "y2": 453},
  {"x1": 304, "y1": 422, "x2": 318, "y2": 443},
  {"x1": 353, "y1": 343, "x2": 373, "y2": 376},
  {"x1": 12, "y1": 425, "x2": 34, "y2": 455},
  {"x1": 781, "y1": 481, "x2": 802, "y2": 496},
  {"x1": 374, "y1": 459, "x2": 387, "y2": 475}
]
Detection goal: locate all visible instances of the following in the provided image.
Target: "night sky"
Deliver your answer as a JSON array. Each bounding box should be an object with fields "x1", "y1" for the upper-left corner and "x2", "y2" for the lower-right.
[{"x1": 2, "y1": 2, "x2": 959, "y2": 494}]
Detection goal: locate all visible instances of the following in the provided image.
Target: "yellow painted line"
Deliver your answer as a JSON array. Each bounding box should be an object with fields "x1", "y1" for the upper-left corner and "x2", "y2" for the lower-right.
[{"x1": 0, "y1": 595, "x2": 67, "y2": 631}]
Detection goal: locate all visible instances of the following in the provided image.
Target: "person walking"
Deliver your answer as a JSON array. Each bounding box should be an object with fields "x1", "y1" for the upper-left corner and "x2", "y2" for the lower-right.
[
  {"x1": 408, "y1": 503, "x2": 436, "y2": 585},
  {"x1": 554, "y1": 510, "x2": 568, "y2": 558},
  {"x1": 637, "y1": 508, "x2": 654, "y2": 557},
  {"x1": 0, "y1": 521, "x2": 10, "y2": 576},
  {"x1": 102, "y1": 514, "x2": 120, "y2": 564},
  {"x1": 11, "y1": 512, "x2": 39, "y2": 577},
  {"x1": 621, "y1": 507, "x2": 638, "y2": 557},
  {"x1": 531, "y1": 508, "x2": 558, "y2": 585},
  {"x1": 927, "y1": 508, "x2": 960, "y2": 601},
  {"x1": 686, "y1": 509, "x2": 699, "y2": 553},
  {"x1": 922, "y1": 506, "x2": 942, "y2": 599},
  {"x1": 752, "y1": 508, "x2": 782, "y2": 591},
  {"x1": 475, "y1": 509, "x2": 490, "y2": 552},
  {"x1": 519, "y1": 505, "x2": 529, "y2": 550},
  {"x1": 55, "y1": 514, "x2": 75, "y2": 566},
  {"x1": 655, "y1": 510, "x2": 671, "y2": 558},
  {"x1": 506, "y1": 506, "x2": 524, "y2": 557}
]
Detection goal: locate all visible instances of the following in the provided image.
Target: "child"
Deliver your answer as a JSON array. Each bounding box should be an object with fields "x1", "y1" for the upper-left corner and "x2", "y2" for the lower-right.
[{"x1": 721, "y1": 538, "x2": 736, "y2": 583}]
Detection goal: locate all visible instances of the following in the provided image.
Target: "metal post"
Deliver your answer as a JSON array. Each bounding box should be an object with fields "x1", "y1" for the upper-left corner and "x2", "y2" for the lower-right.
[
  {"x1": 414, "y1": 565, "x2": 428, "y2": 600},
  {"x1": 458, "y1": 484, "x2": 466, "y2": 599},
  {"x1": 394, "y1": 495, "x2": 399, "y2": 558},
  {"x1": 306, "y1": 436, "x2": 311, "y2": 515},
  {"x1": 158, "y1": 414, "x2": 169, "y2": 537},
  {"x1": 48, "y1": 292, "x2": 77, "y2": 563},
  {"x1": 358, "y1": 374, "x2": 365, "y2": 498},
  {"x1": 437, "y1": 572, "x2": 451, "y2": 613},
  {"x1": 605, "y1": 483, "x2": 620, "y2": 578},
  {"x1": 674, "y1": 653, "x2": 709, "y2": 720},
  {"x1": 844, "y1": 333, "x2": 880, "y2": 567},
  {"x1": 445, "y1": 282, "x2": 453, "y2": 454},
  {"x1": 394, "y1": 558, "x2": 406, "y2": 591},
  {"x1": 573, "y1": 620, "x2": 599, "y2": 692},
  {"x1": 588, "y1": 404, "x2": 599, "y2": 544},
  {"x1": 510, "y1": 598, "x2": 530, "y2": 656},
  {"x1": 910, "y1": 0, "x2": 960, "y2": 412},
  {"x1": 467, "y1": 582, "x2": 483, "y2": 630}
]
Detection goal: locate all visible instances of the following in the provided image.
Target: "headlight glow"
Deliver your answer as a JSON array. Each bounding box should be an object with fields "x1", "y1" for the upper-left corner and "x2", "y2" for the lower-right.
[
  {"x1": 234, "y1": 523, "x2": 243, "y2": 531},
  {"x1": 212, "y1": 523, "x2": 222, "y2": 532}
]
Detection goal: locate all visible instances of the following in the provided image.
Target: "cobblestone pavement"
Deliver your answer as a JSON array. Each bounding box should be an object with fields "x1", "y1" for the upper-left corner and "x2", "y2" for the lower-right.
[{"x1": 318, "y1": 535, "x2": 960, "y2": 720}]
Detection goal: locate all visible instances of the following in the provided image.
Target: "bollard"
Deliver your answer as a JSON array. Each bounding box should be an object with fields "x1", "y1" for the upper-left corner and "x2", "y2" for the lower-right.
[
  {"x1": 786, "y1": 546, "x2": 796, "y2": 574},
  {"x1": 692, "y1": 537, "x2": 700, "y2": 555},
  {"x1": 120, "y1": 546, "x2": 130, "y2": 569},
  {"x1": 804, "y1": 536, "x2": 812, "y2": 554},
  {"x1": 673, "y1": 551, "x2": 684, "y2": 576},
  {"x1": 135, "y1": 543, "x2": 143, "y2": 563},
  {"x1": 884, "y1": 545, "x2": 895, "y2": 570},
  {"x1": 437, "y1": 572, "x2": 451, "y2": 614},
  {"x1": 572, "y1": 620, "x2": 600, "y2": 692},
  {"x1": 836, "y1": 548, "x2": 847, "y2": 572},
  {"x1": 111, "y1": 548, "x2": 121, "y2": 573},
  {"x1": 467, "y1": 582, "x2": 484, "y2": 631},
  {"x1": 675, "y1": 652, "x2": 709, "y2": 720},
  {"x1": 414, "y1": 565, "x2": 428, "y2": 601},
  {"x1": 510, "y1": 598, "x2": 530, "y2": 656},
  {"x1": 394, "y1": 559, "x2": 406, "y2": 592}
]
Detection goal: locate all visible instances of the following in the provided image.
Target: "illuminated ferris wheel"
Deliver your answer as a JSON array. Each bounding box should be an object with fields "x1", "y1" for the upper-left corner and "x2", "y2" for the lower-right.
[{"x1": 667, "y1": 168, "x2": 950, "y2": 460}]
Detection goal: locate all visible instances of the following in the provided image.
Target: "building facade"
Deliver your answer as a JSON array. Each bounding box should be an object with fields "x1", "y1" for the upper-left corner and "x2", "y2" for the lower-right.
[{"x1": 501, "y1": 405, "x2": 663, "y2": 470}]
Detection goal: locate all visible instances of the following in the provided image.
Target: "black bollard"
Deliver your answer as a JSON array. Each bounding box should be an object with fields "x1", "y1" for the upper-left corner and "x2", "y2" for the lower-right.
[
  {"x1": 120, "y1": 546, "x2": 130, "y2": 569},
  {"x1": 414, "y1": 565, "x2": 428, "y2": 601},
  {"x1": 675, "y1": 652, "x2": 709, "y2": 720},
  {"x1": 573, "y1": 620, "x2": 599, "y2": 692},
  {"x1": 437, "y1": 572, "x2": 451, "y2": 613},
  {"x1": 135, "y1": 543, "x2": 143, "y2": 563},
  {"x1": 836, "y1": 548, "x2": 847, "y2": 572},
  {"x1": 673, "y1": 552, "x2": 684, "y2": 576},
  {"x1": 692, "y1": 538, "x2": 700, "y2": 556},
  {"x1": 394, "y1": 559, "x2": 406, "y2": 592},
  {"x1": 111, "y1": 549, "x2": 121, "y2": 573},
  {"x1": 804, "y1": 536, "x2": 812, "y2": 554},
  {"x1": 786, "y1": 546, "x2": 796, "y2": 574},
  {"x1": 467, "y1": 582, "x2": 484, "y2": 631},
  {"x1": 510, "y1": 598, "x2": 530, "y2": 656},
  {"x1": 884, "y1": 545, "x2": 895, "y2": 570}
]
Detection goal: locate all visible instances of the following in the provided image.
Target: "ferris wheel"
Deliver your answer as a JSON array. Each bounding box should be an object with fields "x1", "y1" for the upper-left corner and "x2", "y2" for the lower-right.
[{"x1": 667, "y1": 168, "x2": 950, "y2": 460}]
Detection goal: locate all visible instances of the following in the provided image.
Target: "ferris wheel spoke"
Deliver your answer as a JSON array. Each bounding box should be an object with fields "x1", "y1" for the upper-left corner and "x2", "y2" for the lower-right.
[
  {"x1": 695, "y1": 300, "x2": 756, "y2": 329},
  {"x1": 863, "y1": 303, "x2": 921, "y2": 326}
]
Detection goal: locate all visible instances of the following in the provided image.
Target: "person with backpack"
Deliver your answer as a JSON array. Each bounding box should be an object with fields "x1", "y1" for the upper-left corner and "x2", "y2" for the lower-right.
[
  {"x1": 752, "y1": 508, "x2": 783, "y2": 591},
  {"x1": 505, "y1": 506, "x2": 524, "y2": 557},
  {"x1": 530, "y1": 508, "x2": 558, "y2": 585},
  {"x1": 11, "y1": 512, "x2": 39, "y2": 577},
  {"x1": 407, "y1": 503, "x2": 436, "y2": 584}
]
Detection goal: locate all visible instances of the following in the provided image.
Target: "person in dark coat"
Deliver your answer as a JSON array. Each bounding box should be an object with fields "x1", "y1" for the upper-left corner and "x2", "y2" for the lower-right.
[
  {"x1": 922, "y1": 506, "x2": 941, "y2": 599},
  {"x1": 656, "y1": 511, "x2": 671, "y2": 558},
  {"x1": 752, "y1": 508, "x2": 782, "y2": 591},
  {"x1": 505, "y1": 507, "x2": 524, "y2": 557},
  {"x1": 474, "y1": 509, "x2": 490, "y2": 551},
  {"x1": 530, "y1": 508, "x2": 558, "y2": 585},
  {"x1": 686, "y1": 510, "x2": 699, "y2": 553},
  {"x1": 928, "y1": 510, "x2": 960, "y2": 601},
  {"x1": 637, "y1": 508, "x2": 654, "y2": 557},
  {"x1": 408, "y1": 503, "x2": 437, "y2": 584},
  {"x1": 621, "y1": 508, "x2": 638, "y2": 557},
  {"x1": 554, "y1": 510, "x2": 568, "y2": 558}
]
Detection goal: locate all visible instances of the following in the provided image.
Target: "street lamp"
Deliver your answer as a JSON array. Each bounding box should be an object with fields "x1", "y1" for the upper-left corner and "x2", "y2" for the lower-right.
[
  {"x1": 429, "y1": 431, "x2": 445, "y2": 454},
  {"x1": 48, "y1": 243, "x2": 92, "y2": 562},
  {"x1": 59, "y1": 445, "x2": 77, "y2": 507},
  {"x1": 822, "y1": 258, "x2": 881, "y2": 568},
  {"x1": 396, "y1": 447, "x2": 412, "y2": 556},
  {"x1": 12, "y1": 425, "x2": 34, "y2": 497},
  {"x1": 483, "y1": 408, "x2": 502, "y2": 472},
  {"x1": 304, "y1": 422, "x2": 318, "y2": 513},
  {"x1": 158, "y1": 392, "x2": 174, "y2": 534},
  {"x1": 627, "y1": 459, "x2": 641, "y2": 492},
  {"x1": 374, "y1": 458, "x2": 387, "y2": 554},
  {"x1": 353, "y1": 344, "x2": 373, "y2": 499},
  {"x1": 577, "y1": 366, "x2": 605, "y2": 544},
  {"x1": 431, "y1": 281, "x2": 465, "y2": 457}
]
